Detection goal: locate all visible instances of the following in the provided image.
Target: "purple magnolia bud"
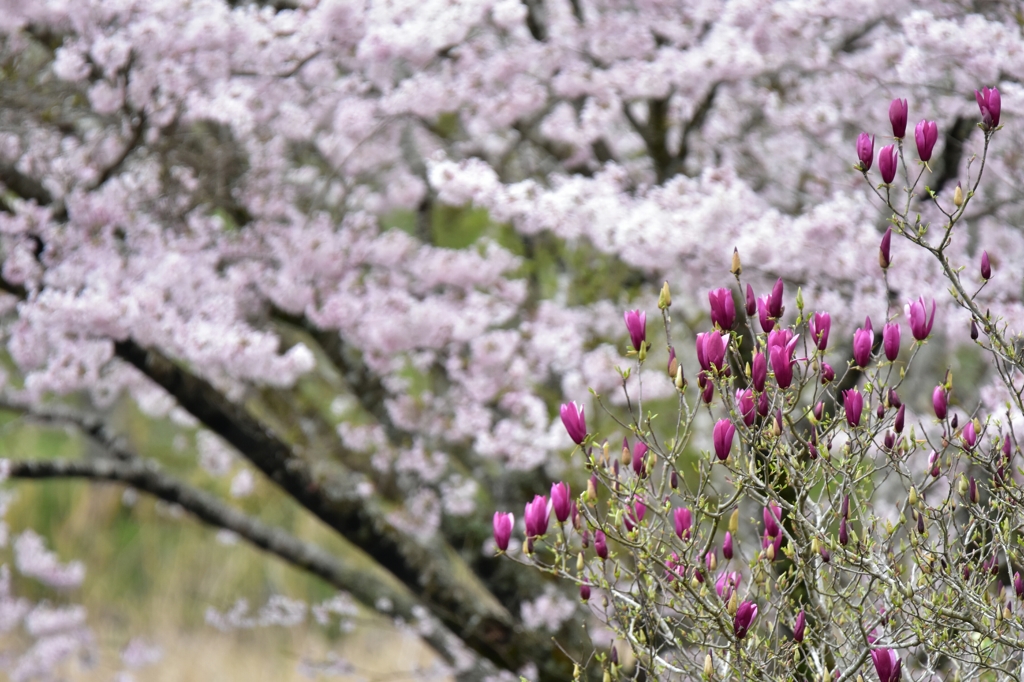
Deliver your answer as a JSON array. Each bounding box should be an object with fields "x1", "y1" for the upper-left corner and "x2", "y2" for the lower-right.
[
  {"x1": 624, "y1": 499, "x2": 646, "y2": 531},
  {"x1": 736, "y1": 388, "x2": 755, "y2": 426},
  {"x1": 560, "y1": 402, "x2": 587, "y2": 445},
  {"x1": 813, "y1": 401, "x2": 824, "y2": 422},
  {"x1": 571, "y1": 501, "x2": 580, "y2": 530},
  {"x1": 624, "y1": 309, "x2": 646, "y2": 351},
  {"x1": 524, "y1": 495, "x2": 550, "y2": 538},
  {"x1": 1015, "y1": 571, "x2": 1023, "y2": 599},
  {"x1": 905, "y1": 297, "x2": 936, "y2": 340},
  {"x1": 853, "y1": 324, "x2": 873, "y2": 367},
  {"x1": 888, "y1": 388, "x2": 902, "y2": 409},
  {"x1": 580, "y1": 583, "x2": 591, "y2": 601},
  {"x1": 1005, "y1": 433, "x2": 1013, "y2": 461},
  {"x1": 820, "y1": 546, "x2": 831, "y2": 563},
  {"x1": 674, "y1": 507, "x2": 692, "y2": 540},
  {"x1": 933, "y1": 386, "x2": 947, "y2": 420},
  {"x1": 696, "y1": 331, "x2": 728, "y2": 372},
  {"x1": 951, "y1": 413, "x2": 959, "y2": 430},
  {"x1": 928, "y1": 450, "x2": 940, "y2": 478},
  {"x1": 713, "y1": 419, "x2": 736, "y2": 461},
  {"x1": 745, "y1": 283, "x2": 756, "y2": 316},
  {"x1": 879, "y1": 144, "x2": 898, "y2": 184},
  {"x1": 976, "y1": 87, "x2": 1001, "y2": 129},
  {"x1": 894, "y1": 404, "x2": 906, "y2": 433},
  {"x1": 632, "y1": 441, "x2": 648, "y2": 477},
  {"x1": 715, "y1": 570, "x2": 741, "y2": 600},
  {"x1": 971, "y1": 319, "x2": 979, "y2": 340},
  {"x1": 493, "y1": 512, "x2": 514, "y2": 551},
  {"x1": 551, "y1": 482, "x2": 571, "y2": 522},
  {"x1": 757, "y1": 296, "x2": 775, "y2": 333},
  {"x1": 871, "y1": 648, "x2": 902, "y2": 682},
  {"x1": 702, "y1": 375, "x2": 714, "y2": 404},
  {"x1": 883, "y1": 322, "x2": 901, "y2": 361},
  {"x1": 667, "y1": 346, "x2": 678, "y2": 378},
  {"x1": 915, "y1": 120, "x2": 938, "y2": 162},
  {"x1": 752, "y1": 352, "x2": 767, "y2": 393},
  {"x1": 981, "y1": 250, "x2": 992, "y2": 280},
  {"x1": 733, "y1": 601, "x2": 759, "y2": 639},
  {"x1": 723, "y1": 531, "x2": 734, "y2": 560},
  {"x1": 610, "y1": 645, "x2": 618, "y2": 666},
  {"x1": 883, "y1": 431, "x2": 895, "y2": 451},
  {"x1": 769, "y1": 335, "x2": 798, "y2": 389},
  {"x1": 764, "y1": 503, "x2": 781, "y2": 538},
  {"x1": 961, "y1": 421, "x2": 977, "y2": 450},
  {"x1": 820, "y1": 362, "x2": 835, "y2": 384},
  {"x1": 879, "y1": 227, "x2": 892, "y2": 270},
  {"x1": 809, "y1": 311, "x2": 831, "y2": 351},
  {"x1": 969, "y1": 477, "x2": 979, "y2": 504},
  {"x1": 844, "y1": 389, "x2": 864, "y2": 428},
  {"x1": 768, "y1": 278, "x2": 785, "y2": 318},
  {"x1": 839, "y1": 517, "x2": 849, "y2": 546},
  {"x1": 841, "y1": 494, "x2": 850, "y2": 519},
  {"x1": 670, "y1": 470, "x2": 679, "y2": 489},
  {"x1": 594, "y1": 529, "x2": 608, "y2": 559},
  {"x1": 876, "y1": 402, "x2": 885, "y2": 420},
  {"x1": 793, "y1": 610, "x2": 806, "y2": 643},
  {"x1": 856, "y1": 132, "x2": 874, "y2": 170},
  {"x1": 889, "y1": 98, "x2": 908, "y2": 138},
  {"x1": 708, "y1": 288, "x2": 736, "y2": 330},
  {"x1": 581, "y1": 529, "x2": 590, "y2": 548},
  {"x1": 757, "y1": 391, "x2": 770, "y2": 417}
]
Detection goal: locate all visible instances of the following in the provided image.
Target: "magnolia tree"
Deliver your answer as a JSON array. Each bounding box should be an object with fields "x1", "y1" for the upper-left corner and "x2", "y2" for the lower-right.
[
  {"x1": 497, "y1": 96, "x2": 1024, "y2": 680},
  {"x1": 0, "y1": 0, "x2": 1021, "y2": 680}
]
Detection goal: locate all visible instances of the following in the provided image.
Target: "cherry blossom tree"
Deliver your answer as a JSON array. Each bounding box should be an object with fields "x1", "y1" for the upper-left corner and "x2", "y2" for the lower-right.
[{"x1": 0, "y1": 0, "x2": 1021, "y2": 679}]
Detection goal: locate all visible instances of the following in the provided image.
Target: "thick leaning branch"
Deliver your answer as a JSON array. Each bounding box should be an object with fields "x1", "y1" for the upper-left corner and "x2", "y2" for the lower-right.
[
  {"x1": 110, "y1": 339, "x2": 533, "y2": 674},
  {"x1": 5, "y1": 456, "x2": 494, "y2": 678}
]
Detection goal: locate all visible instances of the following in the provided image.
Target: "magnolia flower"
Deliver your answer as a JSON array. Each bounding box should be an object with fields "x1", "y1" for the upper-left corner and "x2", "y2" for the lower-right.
[
  {"x1": 733, "y1": 601, "x2": 758, "y2": 639},
  {"x1": 889, "y1": 98, "x2": 908, "y2": 138},
  {"x1": 674, "y1": 507, "x2": 692, "y2": 540},
  {"x1": 882, "y1": 322, "x2": 900, "y2": 361},
  {"x1": 906, "y1": 297, "x2": 936, "y2": 340},
  {"x1": 844, "y1": 389, "x2": 864, "y2": 428},
  {"x1": 523, "y1": 495, "x2": 550, "y2": 538},
  {"x1": 853, "y1": 322, "x2": 873, "y2": 367},
  {"x1": 915, "y1": 120, "x2": 938, "y2": 161},
  {"x1": 976, "y1": 87, "x2": 1001, "y2": 128},
  {"x1": 879, "y1": 144, "x2": 898, "y2": 184},
  {"x1": 793, "y1": 610, "x2": 806, "y2": 643},
  {"x1": 809, "y1": 311, "x2": 831, "y2": 351},
  {"x1": 713, "y1": 419, "x2": 736, "y2": 461},
  {"x1": 559, "y1": 402, "x2": 587, "y2": 445},
  {"x1": 492, "y1": 512, "x2": 514, "y2": 551},
  {"x1": 856, "y1": 133, "x2": 874, "y2": 170},
  {"x1": 550, "y1": 482, "x2": 571, "y2": 522},
  {"x1": 708, "y1": 288, "x2": 735, "y2": 330},
  {"x1": 871, "y1": 648, "x2": 902, "y2": 682},
  {"x1": 624, "y1": 309, "x2": 646, "y2": 351}
]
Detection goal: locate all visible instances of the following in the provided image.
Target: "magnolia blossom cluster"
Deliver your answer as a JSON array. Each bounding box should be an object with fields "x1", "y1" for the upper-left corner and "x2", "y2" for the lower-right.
[{"x1": 494, "y1": 91, "x2": 1024, "y2": 680}]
